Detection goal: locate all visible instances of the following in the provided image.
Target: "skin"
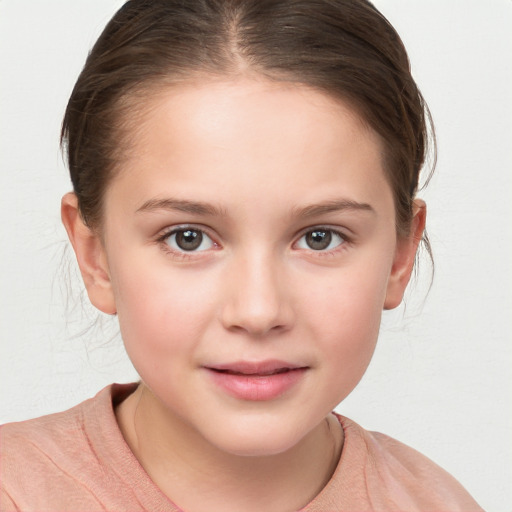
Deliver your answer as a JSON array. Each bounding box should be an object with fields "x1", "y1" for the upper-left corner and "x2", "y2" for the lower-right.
[{"x1": 62, "y1": 78, "x2": 425, "y2": 512}]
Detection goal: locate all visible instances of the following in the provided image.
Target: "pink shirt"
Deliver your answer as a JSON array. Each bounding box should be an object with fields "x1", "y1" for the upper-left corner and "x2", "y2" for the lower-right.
[{"x1": 1, "y1": 384, "x2": 483, "y2": 511}]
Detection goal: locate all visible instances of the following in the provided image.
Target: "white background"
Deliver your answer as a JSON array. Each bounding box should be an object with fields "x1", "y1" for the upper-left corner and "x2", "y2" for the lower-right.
[{"x1": 0, "y1": 1, "x2": 510, "y2": 510}]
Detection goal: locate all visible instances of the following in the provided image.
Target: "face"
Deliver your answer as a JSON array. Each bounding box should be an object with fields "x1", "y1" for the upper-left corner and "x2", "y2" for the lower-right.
[{"x1": 66, "y1": 78, "x2": 422, "y2": 457}]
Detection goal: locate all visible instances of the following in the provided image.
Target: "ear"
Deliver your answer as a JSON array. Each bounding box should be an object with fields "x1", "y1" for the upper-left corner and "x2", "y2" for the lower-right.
[
  {"x1": 384, "y1": 199, "x2": 427, "y2": 310},
  {"x1": 61, "y1": 192, "x2": 116, "y2": 315}
]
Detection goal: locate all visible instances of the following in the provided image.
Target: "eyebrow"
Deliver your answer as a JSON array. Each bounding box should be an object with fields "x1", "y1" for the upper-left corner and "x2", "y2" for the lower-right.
[
  {"x1": 136, "y1": 196, "x2": 374, "y2": 219},
  {"x1": 293, "y1": 198, "x2": 375, "y2": 218},
  {"x1": 136, "y1": 198, "x2": 226, "y2": 217}
]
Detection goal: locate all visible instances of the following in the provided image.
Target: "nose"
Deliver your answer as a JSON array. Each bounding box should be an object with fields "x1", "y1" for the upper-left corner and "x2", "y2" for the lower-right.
[{"x1": 220, "y1": 251, "x2": 294, "y2": 337}]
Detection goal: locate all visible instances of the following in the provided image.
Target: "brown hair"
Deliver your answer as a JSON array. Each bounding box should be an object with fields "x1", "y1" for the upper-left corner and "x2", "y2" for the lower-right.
[{"x1": 61, "y1": 0, "x2": 435, "y2": 246}]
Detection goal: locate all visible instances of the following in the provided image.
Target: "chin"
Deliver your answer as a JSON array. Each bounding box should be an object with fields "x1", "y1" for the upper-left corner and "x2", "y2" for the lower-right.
[{"x1": 206, "y1": 418, "x2": 310, "y2": 458}]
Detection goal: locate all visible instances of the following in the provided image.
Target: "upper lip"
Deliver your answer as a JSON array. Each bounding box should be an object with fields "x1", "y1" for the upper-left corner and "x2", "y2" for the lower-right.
[{"x1": 205, "y1": 360, "x2": 308, "y2": 375}]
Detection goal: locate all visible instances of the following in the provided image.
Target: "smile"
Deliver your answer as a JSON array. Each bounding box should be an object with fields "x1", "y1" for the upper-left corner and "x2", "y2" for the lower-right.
[
  {"x1": 216, "y1": 368, "x2": 292, "y2": 376},
  {"x1": 204, "y1": 360, "x2": 308, "y2": 401}
]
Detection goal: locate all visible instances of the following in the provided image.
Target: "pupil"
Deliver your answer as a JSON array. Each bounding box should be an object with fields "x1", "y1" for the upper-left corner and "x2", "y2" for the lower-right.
[
  {"x1": 176, "y1": 230, "x2": 202, "y2": 251},
  {"x1": 307, "y1": 230, "x2": 331, "y2": 250}
]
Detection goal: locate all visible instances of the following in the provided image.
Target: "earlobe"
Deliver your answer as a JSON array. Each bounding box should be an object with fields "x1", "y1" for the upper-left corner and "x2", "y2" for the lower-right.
[
  {"x1": 384, "y1": 200, "x2": 427, "y2": 310},
  {"x1": 61, "y1": 192, "x2": 116, "y2": 315}
]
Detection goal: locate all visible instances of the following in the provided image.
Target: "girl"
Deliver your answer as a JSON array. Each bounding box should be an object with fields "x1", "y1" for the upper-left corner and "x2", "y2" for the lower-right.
[{"x1": 0, "y1": 1, "x2": 487, "y2": 510}]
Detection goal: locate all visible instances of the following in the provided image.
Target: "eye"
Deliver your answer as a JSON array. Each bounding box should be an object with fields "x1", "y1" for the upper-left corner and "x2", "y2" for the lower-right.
[
  {"x1": 296, "y1": 228, "x2": 345, "y2": 251},
  {"x1": 164, "y1": 228, "x2": 215, "y2": 252}
]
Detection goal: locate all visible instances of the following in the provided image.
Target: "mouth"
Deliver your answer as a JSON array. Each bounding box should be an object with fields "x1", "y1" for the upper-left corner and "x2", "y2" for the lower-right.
[
  {"x1": 204, "y1": 360, "x2": 308, "y2": 401},
  {"x1": 205, "y1": 360, "x2": 308, "y2": 376},
  {"x1": 212, "y1": 368, "x2": 295, "y2": 376}
]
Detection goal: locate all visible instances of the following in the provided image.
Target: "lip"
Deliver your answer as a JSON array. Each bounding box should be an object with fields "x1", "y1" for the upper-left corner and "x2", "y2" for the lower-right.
[{"x1": 204, "y1": 360, "x2": 308, "y2": 401}]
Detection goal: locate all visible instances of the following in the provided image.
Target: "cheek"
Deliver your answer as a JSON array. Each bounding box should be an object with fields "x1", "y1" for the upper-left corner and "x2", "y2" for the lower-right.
[
  {"x1": 307, "y1": 254, "x2": 391, "y2": 332},
  {"x1": 109, "y1": 258, "x2": 216, "y2": 369},
  {"x1": 303, "y1": 259, "x2": 392, "y2": 397},
  {"x1": 321, "y1": 280, "x2": 383, "y2": 363}
]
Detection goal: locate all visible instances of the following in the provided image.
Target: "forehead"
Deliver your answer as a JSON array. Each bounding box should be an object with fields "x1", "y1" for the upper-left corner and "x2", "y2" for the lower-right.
[{"x1": 106, "y1": 78, "x2": 392, "y2": 217}]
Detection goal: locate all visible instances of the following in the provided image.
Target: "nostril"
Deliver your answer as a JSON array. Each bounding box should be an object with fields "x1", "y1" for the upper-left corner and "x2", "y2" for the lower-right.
[{"x1": 225, "y1": 320, "x2": 289, "y2": 337}]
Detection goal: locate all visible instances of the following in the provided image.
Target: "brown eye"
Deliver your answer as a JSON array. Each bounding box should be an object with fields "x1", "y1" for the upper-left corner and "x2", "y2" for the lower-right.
[
  {"x1": 306, "y1": 230, "x2": 331, "y2": 250},
  {"x1": 166, "y1": 228, "x2": 214, "y2": 252},
  {"x1": 175, "y1": 229, "x2": 202, "y2": 250},
  {"x1": 297, "y1": 228, "x2": 345, "y2": 251}
]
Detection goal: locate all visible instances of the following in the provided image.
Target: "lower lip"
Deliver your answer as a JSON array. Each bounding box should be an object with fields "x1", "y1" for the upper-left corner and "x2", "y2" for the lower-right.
[{"x1": 206, "y1": 368, "x2": 307, "y2": 401}]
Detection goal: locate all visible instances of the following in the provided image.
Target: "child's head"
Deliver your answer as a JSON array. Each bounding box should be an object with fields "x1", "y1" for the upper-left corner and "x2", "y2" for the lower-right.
[
  {"x1": 62, "y1": 0, "x2": 432, "y2": 238},
  {"x1": 60, "y1": 0, "x2": 431, "y2": 456}
]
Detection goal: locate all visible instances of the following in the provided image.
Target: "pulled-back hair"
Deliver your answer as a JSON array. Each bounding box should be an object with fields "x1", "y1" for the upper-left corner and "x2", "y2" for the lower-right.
[{"x1": 62, "y1": 0, "x2": 434, "y2": 244}]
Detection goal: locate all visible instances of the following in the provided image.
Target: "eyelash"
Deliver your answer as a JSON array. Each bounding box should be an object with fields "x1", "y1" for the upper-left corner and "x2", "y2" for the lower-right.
[
  {"x1": 294, "y1": 226, "x2": 349, "y2": 255},
  {"x1": 156, "y1": 225, "x2": 350, "y2": 260},
  {"x1": 156, "y1": 225, "x2": 218, "y2": 261}
]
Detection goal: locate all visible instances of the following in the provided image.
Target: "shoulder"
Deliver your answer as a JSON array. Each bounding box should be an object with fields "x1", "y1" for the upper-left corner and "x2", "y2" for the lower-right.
[
  {"x1": 306, "y1": 414, "x2": 483, "y2": 511},
  {"x1": 1, "y1": 391, "x2": 95, "y2": 472},
  {"x1": 0, "y1": 383, "x2": 125, "y2": 459},
  {"x1": 0, "y1": 383, "x2": 139, "y2": 511},
  {"x1": 336, "y1": 415, "x2": 484, "y2": 511},
  {"x1": 1, "y1": 382, "x2": 137, "y2": 442}
]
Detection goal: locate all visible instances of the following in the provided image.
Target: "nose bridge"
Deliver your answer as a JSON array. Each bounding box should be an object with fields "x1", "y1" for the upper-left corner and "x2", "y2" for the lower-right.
[{"x1": 221, "y1": 246, "x2": 292, "y2": 336}]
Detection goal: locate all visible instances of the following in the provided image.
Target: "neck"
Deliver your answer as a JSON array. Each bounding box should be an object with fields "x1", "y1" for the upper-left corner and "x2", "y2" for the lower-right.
[{"x1": 115, "y1": 383, "x2": 343, "y2": 512}]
